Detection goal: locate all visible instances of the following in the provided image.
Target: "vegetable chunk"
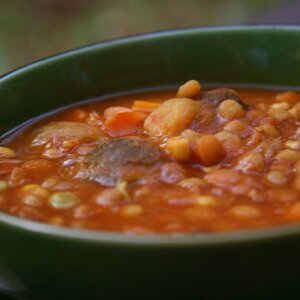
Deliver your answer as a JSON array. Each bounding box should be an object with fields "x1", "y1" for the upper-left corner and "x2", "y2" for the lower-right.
[
  {"x1": 199, "y1": 88, "x2": 248, "y2": 109},
  {"x1": 32, "y1": 122, "x2": 101, "y2": 146},
  {"x1": 86, "y1": 138, "x2": 163, "y2": 185},
  {"x1": 144, "y1": 98, "x2": 200, "y2": 137}
]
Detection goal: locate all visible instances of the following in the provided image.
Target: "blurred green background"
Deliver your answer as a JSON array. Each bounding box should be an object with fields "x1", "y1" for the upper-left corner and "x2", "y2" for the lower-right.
[{"x1": 0, "y1": 0, "x2": 290, "y2": 75}]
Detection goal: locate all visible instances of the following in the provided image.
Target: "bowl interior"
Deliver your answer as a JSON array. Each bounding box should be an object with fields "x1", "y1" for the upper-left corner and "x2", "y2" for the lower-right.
[{"x1": 1, "y1": 25, "x2": 300, "y2": 243}]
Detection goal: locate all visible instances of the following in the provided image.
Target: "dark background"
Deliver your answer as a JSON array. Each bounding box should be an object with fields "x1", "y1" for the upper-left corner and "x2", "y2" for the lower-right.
[{"x1": 1, "y1": 0, "x2": 299, "y2": 76}]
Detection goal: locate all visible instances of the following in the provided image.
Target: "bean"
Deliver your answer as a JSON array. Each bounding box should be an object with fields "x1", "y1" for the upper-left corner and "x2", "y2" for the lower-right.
[
  {"x1": 276, "y1": 91, "x2": 299, "y2": 104},
  {"x1": 284, "y1": 140, "x2": 300, "y2": 150},
  {"x1": 289, "y1": 103, "x2": 300, "y2": 120},
  {"x1": 9, "y1": 167, "x2": 27, "y2": 186},
  {"x1": 0, "y1": 180, "x2": 9, "y2": 192},
  {"x1": 255, "y1": 124, "x2": 279, "y2": 138},
  {"x1": 23, "y1": 195, "x2": 42, "y2": 207},
  {"x1": 165, "y1": 137, "x2": 190, "y2": 162},
  {"x1": 268, "y1": 109, "x2": 293, "y2": 122},
  {"x1": 195, "y1": 195, "x2": 216, "y2": 206},
  {"x1": 42, "y1": 148, "x2": 64, "y2": 159},
  {"x1": 218, "y1": 99, "x2": 245, "y2": 120},
  {"x1": 61, "y1": 137, "x2": 80, "y2": 150},
  {"x1": 265, "y1": 170, "x2": 288, "y2": 185},
  {"x1": 276, "y1": 150, "x2": 300, "y2": 162},
  {"x1": 21, "y1": 159, "x2": 54, "y2": 171},
  {"x1": 181, "y1": 129, "x2": 201, "y2": 144},
  {"x1": 195, "y1": 135, "x2": 224, "y2": 165},
  {"x1": 21, "y1": 184, "x2": 49, "y2": 198},
  {"x1": 0, "y1": 147, "x2": 16, "y2": 159},
  {"x1": 73, "y1": 204, "x2": 103, "y2": 219},
  {"x1": 230, "y1": 205, "x2": 260, "y2": 218},
  {"x1": 49, "y1": 192, "x2": 80, "y2": 209},
  {"x1": 120, "y1": 204, "x2": 144, "y2": 218},
  {"x1": 177, "y1": 177, "x2": 208, "y2": 190},
  {"x1": 224, "y1": 120, "x2": 248, "y2": 134},
  {"x1": 177, "y1": 80, "x2": 202, "y2": 98},
  {"x1": 95, "y1": 188, "x2": 123, "y2": 206},
  {"x1": 270, "y1": 102, "x2": 291, "y2": 110}
]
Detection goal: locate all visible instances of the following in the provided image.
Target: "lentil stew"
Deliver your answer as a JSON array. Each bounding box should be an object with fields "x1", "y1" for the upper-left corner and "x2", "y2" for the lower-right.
[{"x1": 2, "y1": 80, "x2": 300, "y2": 234}]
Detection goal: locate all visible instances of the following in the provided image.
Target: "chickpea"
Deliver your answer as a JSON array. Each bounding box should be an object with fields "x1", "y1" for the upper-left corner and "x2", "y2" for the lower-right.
[
  {"x1": 23, "y1": 195, "x2": 42, "y2": 207},
  {"x1": 195, "y1": 195, "x2": 216, "y2": 207},
  {"x1": 276, "y1": 91, "x2": 299, "y2": 104},
  {"x1": 255, "y1": 124, "x2": 280, "y2": 138},
  {"x1": 230, "y1": 205, "x2": 260, "y2": 218},
  {"x1": 265, "y1": 170, "x2": 288, "y2": 185},
  {"x1": 270, "y1": 102, "x2": 291, "y2": 110},
  {"x1": 42, "y1": 148, "x2": 64, "y2": 159},
  {"x1": 61, "y1": 137, "x2": 80, "y2": 150},
  {"x1": 0, "y1": 146, "x2": 16, "y2": 158},
  {"x1": 0, "y1": 181, "x2": 9, "y2": 192},
  {"x1": 49, "y1": 192, "x2": 80, "y2": 209},
  {"x1": 120, "y1": 204, "x2": 144, "y2": 218},
  {"x1": 223, "y1": 120, "x2": 248, "y2": 134},
  {"x1": 21, "y1": 184, "x2": 50, "y2": 199},
  {"x1": 268, "y1": 108, "x2": 293, "y2": 122},
  {"x1": 181, "y1": 129, "x2": 202, "y2": 144},
  {"x1": 284, "y1": 140, "x2": 300, "y2": 150},
  {"x1": 218, "y1": 99, "x2": 245, "y2": 120},
  {"x1": 177, "y1": 178, "x2": 209, "y2": 190},
  {"x1": 195, "y1": 135, "x2": 224, "y2": 166},
  {"x1": 276, "y1": 150, "x2": 300, "y2": 162},
  {"x1": 95, "y1": 188, "x2": 123, "y2": 206},
  {"x1": 177, "y1": 80, "x2": 202, "y2": 98},
  {"x1": 165, "y1": 136, "x2": 190, "y2": 162},
  {"x1": 289, "y1": 103, "x2": 300, "y2": 120}
]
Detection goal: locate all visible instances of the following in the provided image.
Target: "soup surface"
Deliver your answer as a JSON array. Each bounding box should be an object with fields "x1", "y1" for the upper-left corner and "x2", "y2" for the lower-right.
[{"x1": 1, "y1": 80, "x2": 300, "y2": 234}]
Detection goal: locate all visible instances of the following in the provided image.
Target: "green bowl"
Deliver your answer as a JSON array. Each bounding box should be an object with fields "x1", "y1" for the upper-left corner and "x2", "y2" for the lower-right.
[{"x1": 1, "y1": 25, "x2": 300, "y2": 300}]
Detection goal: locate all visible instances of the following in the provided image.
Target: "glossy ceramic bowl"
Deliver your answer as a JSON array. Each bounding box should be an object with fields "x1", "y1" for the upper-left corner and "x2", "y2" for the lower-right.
[{"x1": 1, "y1": 26, "x2": 300, "y2": 300}]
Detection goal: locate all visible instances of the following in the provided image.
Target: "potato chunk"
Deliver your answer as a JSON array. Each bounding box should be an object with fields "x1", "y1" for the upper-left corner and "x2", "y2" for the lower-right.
[{"x1": 144, "y1": 98, "x2": 200, "y2": 137}]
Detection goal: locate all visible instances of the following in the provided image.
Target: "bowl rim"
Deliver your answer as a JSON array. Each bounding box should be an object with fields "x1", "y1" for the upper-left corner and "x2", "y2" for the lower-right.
[{"x1": 2, "y1": 24, "x2": 300, "y2": 246}]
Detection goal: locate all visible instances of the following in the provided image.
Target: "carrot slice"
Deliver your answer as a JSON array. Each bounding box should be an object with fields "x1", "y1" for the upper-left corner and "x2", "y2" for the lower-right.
[
  {"x1": 104, "y1": 107, "x2": 144, "y2": 137},
  {"x1": 132, "y1": 101, "x2": 160, "y2": 113}
]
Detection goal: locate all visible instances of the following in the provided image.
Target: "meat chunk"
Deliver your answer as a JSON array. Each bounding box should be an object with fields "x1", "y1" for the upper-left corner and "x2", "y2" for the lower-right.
[
  {"x1": 31, "y1": 122, "x2": 102, "y2": 146},
  {"x1": 86, "y1": 138, "x2": 163, "y2": 185},
  {"x1": 144, "y1": 98, "x2": 200, "y2": 137},
  {"x1": 199, "y1": 88, "x2": 249, "y2": 109}
]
